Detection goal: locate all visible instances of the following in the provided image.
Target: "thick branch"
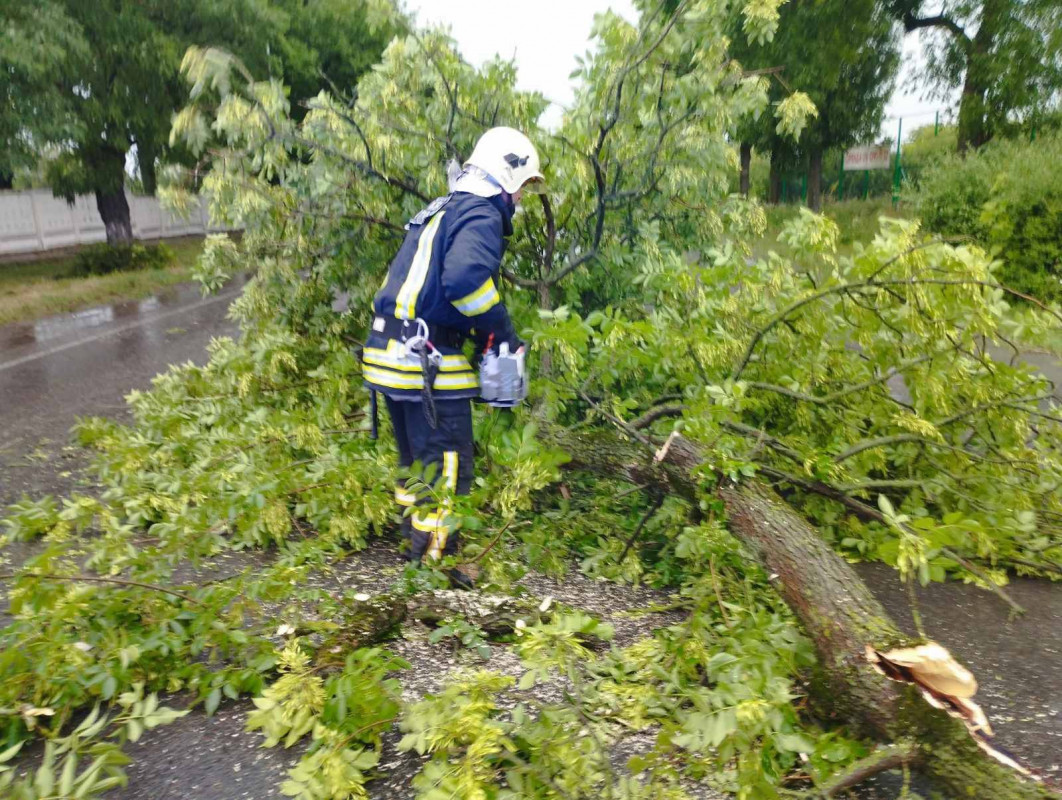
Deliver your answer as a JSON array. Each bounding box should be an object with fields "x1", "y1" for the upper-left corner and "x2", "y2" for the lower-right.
[
  {"x1": 820, "y1": 743, "x2": 920, "y2": 797},
  {"x1": 0, "y1": 573, "x2": 203, "y2": 605},
  {"x1": 618, "y1": 494, "x2": 665, "y2": 564},
  {"x1": 632, "y1": 403, "x2": 684, "y2": 429},
  {"x1": 540, "y1": 193, "x2": 557, "y2": 276},
  {"x1": 900, "y1": 10, "x2": 970, "y2": 50},
  {"x1": 550, "y1": 424, "x2": 1050, "y2": 798}
]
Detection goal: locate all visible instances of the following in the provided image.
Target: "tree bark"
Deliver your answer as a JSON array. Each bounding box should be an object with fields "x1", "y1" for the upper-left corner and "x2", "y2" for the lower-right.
[
  {"x1": 93, "y1": 146, "x2": 133, "y2": 246},
  {"x1": 550, "y1": 427, "x2": 1053, "y2": 799},
  {"x1": 96, "y1": 188, "x2": 134, "y2": 245},
  {"x1": 537, "y1": 279, "x2": 554, "y2": 377},
  {"x1": 739, "y1": 142, "x2": 752, "y2": 198},
  {"x1": 892, "y1": 0, "x2": 1000, "y2": 153},
  {"x1": 768, "y1": 150, "x2": 785, "y2": 206},
  {"x1": 137, "y1": 140, "x2": 158, "y2": 196},
  {"x1": 956, "y1": 40, "x2": 994, "y2": 154},
  {"x1": 807, "y1": 146, "x2": 823, "y2": 212},
  {"x1": 768, "y1": 149, "x2": 782, "y2": 205}
]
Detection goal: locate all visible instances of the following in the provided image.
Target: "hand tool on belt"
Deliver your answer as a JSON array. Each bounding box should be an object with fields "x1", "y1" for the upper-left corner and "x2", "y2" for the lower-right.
[{"x1": 372, "y1": 317, "x2": 465, "y2": 430}]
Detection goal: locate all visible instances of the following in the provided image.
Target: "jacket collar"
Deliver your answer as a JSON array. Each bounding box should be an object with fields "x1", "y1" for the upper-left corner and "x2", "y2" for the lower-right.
[{"x1": 487, "y1": 191, "x2": 515, "y2": 237}]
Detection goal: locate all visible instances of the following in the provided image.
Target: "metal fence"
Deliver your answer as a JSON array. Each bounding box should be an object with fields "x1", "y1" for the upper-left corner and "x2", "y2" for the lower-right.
[{"x1": 0, "y1": 190, "x2": 229, "y2": 258}]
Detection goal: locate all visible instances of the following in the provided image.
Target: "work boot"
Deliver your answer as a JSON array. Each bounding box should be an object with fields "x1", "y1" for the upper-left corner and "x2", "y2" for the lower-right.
[{"x1": 446, "y1": 568, "x2": 476, "y2": 591}]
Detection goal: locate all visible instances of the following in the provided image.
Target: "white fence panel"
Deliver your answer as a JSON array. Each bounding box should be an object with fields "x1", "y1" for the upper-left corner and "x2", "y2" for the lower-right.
[
  {"x1": 0, "y1": 189, "x2": 233, "y2": 258},
  {"x1": 35, "y1": 191, "x2": 82, "y2": 250},
  {"x1": 129, "y1": 195, "x2": 163, "y2": 240},
  {"x1": 71, "y1": 195, "x2": 107, "y2": 244},
  {"x1": 0, "y1": 192, "x2": 39, "y2": 256}
]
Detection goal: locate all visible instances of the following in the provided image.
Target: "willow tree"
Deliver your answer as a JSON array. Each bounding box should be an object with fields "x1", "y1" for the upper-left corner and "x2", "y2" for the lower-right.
[
  {"x1": 2, "y1": 1, "x2": 1060, "y2": 799},
  {"x1": 885, "y1": 0, "x2": 1062, "y2": 151}
]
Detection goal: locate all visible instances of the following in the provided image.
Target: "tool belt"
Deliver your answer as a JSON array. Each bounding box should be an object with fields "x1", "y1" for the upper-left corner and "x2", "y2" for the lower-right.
[
  {"x1": 372, "y1": 316, "x2": 466, "y2": 350},
  {"x1": 369, "y1": 316, "x2": 466, "y2": 431}
]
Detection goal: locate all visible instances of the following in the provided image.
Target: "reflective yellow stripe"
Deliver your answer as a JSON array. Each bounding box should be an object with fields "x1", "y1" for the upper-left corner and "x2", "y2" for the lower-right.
[
  {"x1": 411, "y1": 511, "x2": 453, "y2": 532},
  {"x1": 453, "y1": 278, "x2": 500, "y2": 316},
  {"x1": 412, "y1": 509, "x2": 456, "y2": 561},
  {"x1": 363, "y1": 364, "x2": 478, "y2": 391},
  {"x1": 427, "y1": 530, "x2": 447, "y2": 561},
  {"x1": 415, "y1": 453, "x2": 459, "y2": 559},
  {"x1": 443, "y1": 451, "x2": 458, "y2": 492},
  {"x1": 395, "y1": 487, "x2": 416, "y2": 507},
  {"x1": 395, "y1": 212, "x2": 445, "y2": 320}
]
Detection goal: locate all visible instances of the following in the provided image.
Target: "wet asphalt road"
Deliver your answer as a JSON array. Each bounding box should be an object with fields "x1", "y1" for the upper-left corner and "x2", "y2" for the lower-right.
[
  {"x1": 0, "y1": 282, "x2": 243, "y2": 506},
  {"x1": 858, "y1": 563, "x2": 1062, "y2": 775}
]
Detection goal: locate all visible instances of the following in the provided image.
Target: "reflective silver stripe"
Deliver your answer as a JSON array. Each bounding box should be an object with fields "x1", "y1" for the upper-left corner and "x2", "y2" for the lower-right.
[
  {"x1": 394, "y1": 212, "x2": 445, "y2": 320},
  {"x1": 453, "y1": 278, "x2": 500, "y2": 316},
  {"x1": 442, "y1": 451, "x2": 458, "y2": 492},
  {"x1": 362, "y1": 364, "x2": 478, "y2": 391},
  {"x1": 363, "y1": 342, "x2": 472, "y2": 373}
]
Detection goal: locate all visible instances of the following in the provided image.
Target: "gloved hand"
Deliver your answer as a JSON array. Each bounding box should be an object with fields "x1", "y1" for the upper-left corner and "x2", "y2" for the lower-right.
[{"x1": 475, "y1": 330, "x2": 525, "y2": 355}]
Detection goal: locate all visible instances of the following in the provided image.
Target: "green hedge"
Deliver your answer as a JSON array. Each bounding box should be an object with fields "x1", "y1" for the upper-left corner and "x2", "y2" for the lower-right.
[
  {"x1": 71, "y1": 242, "x2": 175, "y2": 277},
  {"x1": 916, "y1": 133, "x2": 1062, "y2": 302}
]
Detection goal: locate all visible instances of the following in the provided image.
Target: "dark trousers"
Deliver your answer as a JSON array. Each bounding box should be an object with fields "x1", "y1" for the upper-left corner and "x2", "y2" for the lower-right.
[{"x1": 384, "y1": 396, "x2": 474, "y2": 561}]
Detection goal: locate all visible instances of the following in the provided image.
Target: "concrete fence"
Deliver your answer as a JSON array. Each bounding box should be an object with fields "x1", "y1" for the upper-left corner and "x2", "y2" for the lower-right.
[{"x1": 0, "y1": 189, "x2": 231, "y2": 259}]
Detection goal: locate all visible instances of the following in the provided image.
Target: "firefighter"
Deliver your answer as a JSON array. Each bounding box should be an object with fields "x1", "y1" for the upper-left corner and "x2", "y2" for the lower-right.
[{"x1": 362, "y1": 127, "x2": 543, "y2": 588}]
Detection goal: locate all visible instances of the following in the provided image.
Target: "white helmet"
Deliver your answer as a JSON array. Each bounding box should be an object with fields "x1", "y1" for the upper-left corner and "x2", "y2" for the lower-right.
[{"x1": 464, "y1": 127, "x2": 544, "y2": 195}]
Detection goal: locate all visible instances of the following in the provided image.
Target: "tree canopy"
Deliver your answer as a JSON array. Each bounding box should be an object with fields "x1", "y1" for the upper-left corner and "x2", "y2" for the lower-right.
[
  {"x1": 885, "y1": 0, "x2": 1062, "y2": 151},
  {"x1": 0, "y1": 0, "x2": 402, "y2": 241},
  {"x1": 731, "y1": 0, "x2": 900, "y2": 209}
]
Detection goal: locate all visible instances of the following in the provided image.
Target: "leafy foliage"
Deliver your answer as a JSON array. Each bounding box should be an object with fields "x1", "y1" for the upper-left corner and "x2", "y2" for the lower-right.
[
  {"x1": 2, "y1": 1, "x2": 1061, "y2": 799},
  {"x1": 916, "y1": 131, "x2": 1062, "y2": 301},
  {"x1": 71, "y1": 243, "x2": 176, "y2": 277},
  {"x1": 248, "y1": 642, "x2": 406, "y2": 800},
  {"x1": 0, "y1": 0, "x2": 400, "y2": 230},
  {"x1": 730, "y1": 0, "x2": 900, "y2": 208},
  {"x1": 428, "y1": 616, "x2": 493, "y2": 659},
  {"x1": 0, "y1": 689, "x2": 186, "y2": 799}
]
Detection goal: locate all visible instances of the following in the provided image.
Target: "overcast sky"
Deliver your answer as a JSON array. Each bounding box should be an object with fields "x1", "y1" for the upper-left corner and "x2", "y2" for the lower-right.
[{"x1": 402, "y1": 0, "x2": 958, "y2": 141}]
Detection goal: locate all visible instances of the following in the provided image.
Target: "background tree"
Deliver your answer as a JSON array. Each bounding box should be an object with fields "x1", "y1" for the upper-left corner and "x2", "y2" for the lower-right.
[
  {"x1": 732, "y1": 0, "x2": 900, "y2": 209},
  {"x1": 0, "y1": 0, "x2": 401, "y2": 243},
  {"x1": 0, "y1": 0, "x2": 86, "y2": 189},
  {"x1": 885, "y1": 0, "x2": 1062, "y2": 152}
]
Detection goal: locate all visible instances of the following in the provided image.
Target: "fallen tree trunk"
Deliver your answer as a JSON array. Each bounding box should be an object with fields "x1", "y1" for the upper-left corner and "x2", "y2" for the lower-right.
[{"x1": 553, "y1": 428, "x2": 1053, "y2": 799}]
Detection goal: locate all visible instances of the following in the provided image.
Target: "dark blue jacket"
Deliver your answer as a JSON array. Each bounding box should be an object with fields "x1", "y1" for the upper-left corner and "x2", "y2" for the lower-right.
[{"x1": 362, "y1": 191, "x2": 519, "y2": 400}]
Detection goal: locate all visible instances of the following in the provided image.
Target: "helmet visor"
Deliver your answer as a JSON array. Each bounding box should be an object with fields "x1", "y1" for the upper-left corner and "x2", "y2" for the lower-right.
[{"x1": 519, "y1": 175, "x2": 546, "y2": 194}]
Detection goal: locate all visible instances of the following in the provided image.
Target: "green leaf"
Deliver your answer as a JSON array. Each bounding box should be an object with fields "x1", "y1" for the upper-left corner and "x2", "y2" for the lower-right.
[
  {"x1": 58, "y1": 752, "x2": 78, "y2": 795},
  {"x1": 127, "y1": 719, "x2": 145, "y2": 743},
  {"x1": 775, "y1": 732, "x2": 815, "y2": 753},
  {"x1": 34, "y1": 761, "x2": 55, "y2": 795},
  {"x1": 0, "y1": 743, "x2": 23, "y2": 764},
  {"x1": 205, "y1": 687, "x2": 222, "y2": 715},
  {"x1": 877, "y1": 494, "x2": 895, "y2": 517},
  {"x1": 627, "y1": 755, "x2": 649, "y2": 773},
  {"x1": 706, "y1": 652, "x2": 739, "y2": 672}
]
